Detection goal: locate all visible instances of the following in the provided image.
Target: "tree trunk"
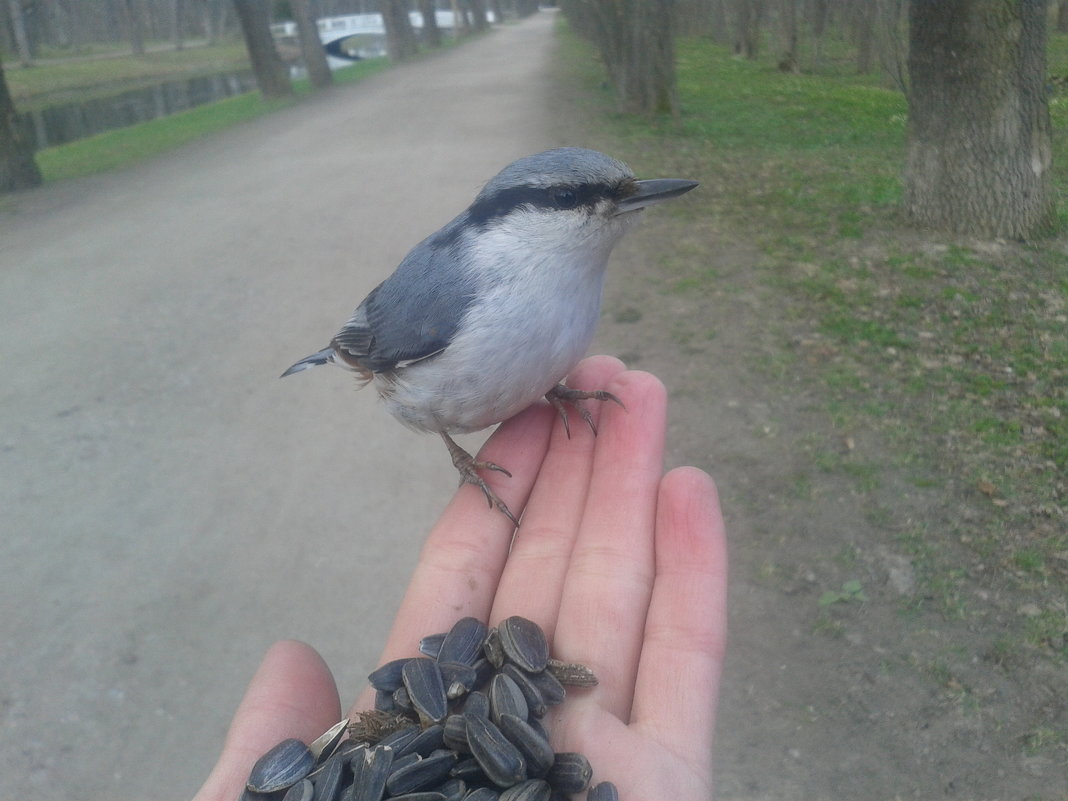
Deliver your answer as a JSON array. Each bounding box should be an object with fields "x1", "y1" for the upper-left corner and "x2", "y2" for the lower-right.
[
  {"x1": 453, "y1": 0, "x2": 469, "y2": 35},
  {"x1": 561, "y1": 0, "x2": 677, "y2": 117},
  {"x1": 123, "y1": 0, "x2": 145, "y2": 55},
  {"x1": 708, "y1": 0, "x2": 730, "y2": 45},
  {"x1": 875, "y1": 0, "x2": 908, "y2": 91},
  {"x1": 8, "y1": 0, "x2": 34, "y2": 65},
  {"x1": 380, "y1": 0, "x2": 418, "y2": 60},
  {"x1": 627, "y1": 0, "x2": 678, "y2": 116},
  {"x1": 418, "y1": 0, "x2": 441, "y2": 47},
  {"x1": 43, "y1": 0, "x2": 73, "y2": 49},
  {"x1": 0, "y1": 55, "x2": 42, "y2": 192},
  {"x1": 469, "y1": 0, "x2": 489, "y2": 31},
  {"x1": 291, "y1": 0, "x2": 332, "y2": 88},
  {"x1": 807, "y1": 0, "x2": 829, "y2": 69},
  {"x1": 203, "y1": 0, "x2": 227, "y2": 44},
  {"x1": 232, "y1": 0, "x2": 293, "y2": 98},
  {"x1": 778, "y1": 0, "x2": 799, "y2": 73},
  {"x1": 1058, "y1": 0, "x2": 1068, "y2": 33},
  {"x1": 733, "y1": 0, "x2": 764, "y2": 58},
  {"x1": 904, "y1": 0, "x2": 1055, "y2": 238},
  {"x1": 173, "y1": 0, "x2": 185, "y2": 50},
  {"x1": 852, "y1": 0, "x2": 876, "y2": 74}
]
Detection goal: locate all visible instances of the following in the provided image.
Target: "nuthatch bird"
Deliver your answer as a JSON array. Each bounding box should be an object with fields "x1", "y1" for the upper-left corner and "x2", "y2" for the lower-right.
[{"x1": 283, "y1": 147, "x2": 697, "y2": 525}]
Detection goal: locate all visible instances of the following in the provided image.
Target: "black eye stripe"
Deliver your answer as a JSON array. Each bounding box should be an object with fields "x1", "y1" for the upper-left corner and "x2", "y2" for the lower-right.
[{"x1": 468, "y1": 182, "x2": 620, "y2": 226}]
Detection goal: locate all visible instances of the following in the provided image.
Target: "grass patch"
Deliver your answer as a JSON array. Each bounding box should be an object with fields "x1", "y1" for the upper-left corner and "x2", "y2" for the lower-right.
[
  {"x1": 6, "y1": 41, "x2": 253, "y2": 110},
  {"x1": 559, "y1": 24, "x2": 1068, "y2": 663},
  {"x1": 35, "y1": 90, "x2": 280, "y2": 181}
]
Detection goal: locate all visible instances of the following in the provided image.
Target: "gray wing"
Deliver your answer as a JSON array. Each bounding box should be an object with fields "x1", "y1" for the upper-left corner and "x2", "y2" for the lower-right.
[{"x1": 331, "y1": 220, "x2": 478, "y2": 374}]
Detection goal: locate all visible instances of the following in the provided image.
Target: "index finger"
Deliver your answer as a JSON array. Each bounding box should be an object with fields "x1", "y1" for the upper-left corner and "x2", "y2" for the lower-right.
[{"x1": 351, "y1": 400, "x2": 555, "y2": 712}]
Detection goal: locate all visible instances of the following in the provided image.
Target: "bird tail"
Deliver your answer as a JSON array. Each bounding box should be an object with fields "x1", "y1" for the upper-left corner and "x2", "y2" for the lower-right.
[{"x1": 280, "y1": 347, "x2": 335, "y2": 378}]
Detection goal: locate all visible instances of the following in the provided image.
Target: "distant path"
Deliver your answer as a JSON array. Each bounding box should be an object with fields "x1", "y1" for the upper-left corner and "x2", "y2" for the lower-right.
[{"x1": 0, "y1": 13, "x2": 560, "y2": 800}]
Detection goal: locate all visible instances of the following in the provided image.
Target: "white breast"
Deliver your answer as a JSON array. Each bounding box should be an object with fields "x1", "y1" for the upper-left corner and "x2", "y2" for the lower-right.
[{"x1": 373, "y1": 210, "x2": 623, "y2": 433}]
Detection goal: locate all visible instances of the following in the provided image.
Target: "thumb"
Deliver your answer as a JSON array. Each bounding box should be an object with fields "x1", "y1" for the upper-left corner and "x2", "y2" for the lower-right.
[{"x1": 192, "y1": 640, "x2": 342, "y2": 801}]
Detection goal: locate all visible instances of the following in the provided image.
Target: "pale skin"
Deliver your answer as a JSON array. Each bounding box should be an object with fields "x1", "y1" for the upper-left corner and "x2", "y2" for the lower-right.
[{"x1": 192, "y1": 356, "x2": 728, "y2": 801}]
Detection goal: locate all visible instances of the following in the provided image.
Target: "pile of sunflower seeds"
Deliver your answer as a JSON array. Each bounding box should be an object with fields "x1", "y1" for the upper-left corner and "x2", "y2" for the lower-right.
[{"x1": 241, "y1": 616, "x2": 619, "y2": 801}]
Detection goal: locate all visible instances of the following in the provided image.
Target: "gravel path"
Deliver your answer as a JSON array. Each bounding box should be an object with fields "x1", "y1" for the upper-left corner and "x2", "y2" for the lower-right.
[{"x1": 0, "y1": 13, "x2": 563, "y2": 799}]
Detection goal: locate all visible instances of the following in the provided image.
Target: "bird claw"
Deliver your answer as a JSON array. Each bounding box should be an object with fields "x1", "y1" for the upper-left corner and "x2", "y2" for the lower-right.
[
  {"x1": 544, "y1": 383, "x2": 625, "y2": 438},
  {"x1": 441, "y1": 433, "x2": 519, "y2": 527}
]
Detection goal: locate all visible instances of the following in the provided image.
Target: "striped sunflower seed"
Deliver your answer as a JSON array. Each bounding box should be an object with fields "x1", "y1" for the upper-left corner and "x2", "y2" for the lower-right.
[
  {"x1": 498, "y1": 617, "x2": 549, "y2": 673},
  {"x1": 586, "y1": 780, "x2": 620, "y2": 801},
  {"x1": 464, "y1": 713, "x2": 527, "y2": 787},
  {"x1": 546, "y1": 752, "x2": 593, "y2": 794},
  {"x1": 246, "y1": 738, "x2": 314, "y2": 794},
  {"x1": 402, "y1": 658, "x2": 448, "y2": 725},
  {"x1": 437, "y1": 617, "x2": 489, "y2": 667}
]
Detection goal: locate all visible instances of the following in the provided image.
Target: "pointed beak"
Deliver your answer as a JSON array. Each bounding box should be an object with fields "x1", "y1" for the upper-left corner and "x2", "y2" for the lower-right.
[{"x1": 615, "y1": 178, "x2": 698, "y2": 215}]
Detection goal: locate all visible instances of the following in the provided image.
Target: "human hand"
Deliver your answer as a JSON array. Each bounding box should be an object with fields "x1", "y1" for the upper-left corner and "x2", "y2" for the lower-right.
[{"x1": 193, "y1": 355, "x2": 728, "y2": 801}]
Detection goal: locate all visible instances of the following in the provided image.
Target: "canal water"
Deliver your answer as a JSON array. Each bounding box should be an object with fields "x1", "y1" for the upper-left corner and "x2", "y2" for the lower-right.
[{"x1": 24, "y1": 71, "x2": 256, "y2": 150}]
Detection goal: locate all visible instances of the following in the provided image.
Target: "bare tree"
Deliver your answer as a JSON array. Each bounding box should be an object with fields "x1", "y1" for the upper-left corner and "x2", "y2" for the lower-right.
[
  {"x1": 469, "y1": 0, "x2": 490, "y2": 31},
  {"x1": 778, "y1": 0, "x2": 800, "y2": 72},
  {"x1": 40, "y1": 0, "x2": 74, "y2": 48},
  {"x1": 122, "y1": 0, "x2": 146, "y2": 55},
  {"x1": 561, "y1": 0, "x2": 679, "y2": 117},
  {"x1": 806, "y1": 0, "x2": 830, "y2": 69},
  {"x1": 450, "y1": 0, "x2": 467, "y2": 34},
  {"x1": 904, "y1": 0, "x2": 1055, "y2": 238},
  {"x1": 707, "y1": 0, "x2": 731, "y2": 45},
  {"x1": 172, "y1": 0, "x2": 185, "y2": 49},
  {"x1": 380, "y1": 0, "x2": 418, "y2": 60},
  {"x1": 733, "y1": 0, "x2": 764, "y2": 58},
  {"x1": 850, "y1": 0, "x2": 876, "y2": 73},
  {"x1": 232, "y1": 0, "x2": 293, "y2": 98},
  {"x1": 417, "y1": 0, "x2": 442, "y2": 47},
  {"x1": 7, "y1": 0, "x2": 34, "y2": 65},
  {"x1": 874, "y1": 0, "x2": 908, "y2": 90},
  {"x1": 201, "y1": 0, "x2": 230, "y2": 44},
  {"x1": 0, "y1": 55, "x2": 42, "y2": 192},
  {"x1": 489, "y1": 0, "x2": 504, "y2": 25},
  {"x1": 291, "y1": 0, "x2": 332, "y2": 88},
  {"x1": 675, "y1": 0, "x2": 718, "y2": 39}
]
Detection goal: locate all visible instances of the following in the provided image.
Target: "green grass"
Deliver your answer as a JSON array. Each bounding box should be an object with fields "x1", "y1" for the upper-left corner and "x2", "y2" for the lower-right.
[
  {"x1": 35, "y1": 91, "x2": 278, "y2": 181},
  {"x1": 5, "y1": 41, "x2": 253, "y2": 110},
  {"x1": 32, "y1": 56, "x2": 389, "y2": 182},
  {"x1": 560, "y1": 24, "x2": 1068, "y2": 662}
]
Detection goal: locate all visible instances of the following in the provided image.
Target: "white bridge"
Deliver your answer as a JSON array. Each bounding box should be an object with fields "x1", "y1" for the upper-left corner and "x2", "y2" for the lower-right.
[{"x1": 271, "y1": 12, "x2": 491, "y2": 66}]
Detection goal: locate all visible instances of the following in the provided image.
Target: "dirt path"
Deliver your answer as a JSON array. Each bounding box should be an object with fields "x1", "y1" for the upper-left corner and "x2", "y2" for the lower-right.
[{"x1": 0, "y1": 14, "x2": 567, "y2": 799}]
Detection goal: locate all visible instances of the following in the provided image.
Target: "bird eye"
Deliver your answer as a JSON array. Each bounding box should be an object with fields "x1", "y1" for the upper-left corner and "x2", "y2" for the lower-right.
[{"x1": 553, "y1": 189, "x2": 579, "y2": 209}]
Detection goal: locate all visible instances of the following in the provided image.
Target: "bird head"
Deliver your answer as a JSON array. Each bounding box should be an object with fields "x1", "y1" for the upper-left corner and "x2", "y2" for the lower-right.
[{"x1": 463, "y1": 148, "x2": 697, "y2": 253}]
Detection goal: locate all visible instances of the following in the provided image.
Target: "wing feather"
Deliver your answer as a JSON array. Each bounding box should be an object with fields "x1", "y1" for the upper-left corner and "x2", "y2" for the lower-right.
[{"x1": 330, "y1": 219, "x2": 478, "y2": 374}]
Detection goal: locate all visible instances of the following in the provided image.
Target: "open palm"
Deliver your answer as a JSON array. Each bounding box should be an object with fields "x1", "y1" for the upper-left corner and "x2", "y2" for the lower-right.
[{"x1": 194, "y1": 356, "x2": 727, "y2": 801}]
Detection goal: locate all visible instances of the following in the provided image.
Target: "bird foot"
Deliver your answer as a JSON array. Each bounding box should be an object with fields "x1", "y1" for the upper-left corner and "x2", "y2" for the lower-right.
[
  {"x1": 441, "y1": 433, "x2": 519, "y2": 527},
  {"x1": 544, "y1": 383, "x2": 626, "y2": 438}
]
